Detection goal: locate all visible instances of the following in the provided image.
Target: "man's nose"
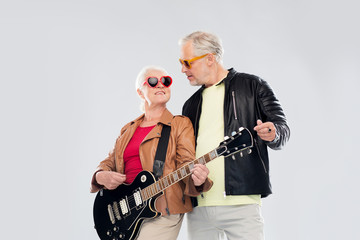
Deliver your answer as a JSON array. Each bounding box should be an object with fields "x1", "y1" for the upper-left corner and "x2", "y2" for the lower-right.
[{"x1": 181, "y1": 64, "x2": 187, "y2": 73}]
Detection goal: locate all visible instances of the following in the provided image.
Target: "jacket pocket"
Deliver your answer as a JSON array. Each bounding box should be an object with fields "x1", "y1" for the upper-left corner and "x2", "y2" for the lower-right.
[{"x1": 254, "y1": 138, "x2": 267, "y2": 173}]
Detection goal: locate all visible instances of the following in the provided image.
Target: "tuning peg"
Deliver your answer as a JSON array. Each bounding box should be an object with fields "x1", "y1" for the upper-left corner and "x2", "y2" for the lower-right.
[
  {"x1": 239, "y1": 152, "x2": 243, "y2": 157},
  {"x1": 231, "y1": 131, "x2": 236, "y2": 136},
  {"x1": 247, "y1": 149, "x2": 252, "y2": 154},
  {"x1": 232, "y1": 155, "x2": 236, "y2": 160},
  {"x1": 238, "y1": 127, "x2": 244, "y2": 131},
  {"x1": 224, "y1": 136, "x2": 229, "y2": 140}
]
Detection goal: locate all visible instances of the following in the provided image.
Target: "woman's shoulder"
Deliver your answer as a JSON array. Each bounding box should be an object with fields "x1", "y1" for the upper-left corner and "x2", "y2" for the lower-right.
[{"x1": 171, "y1": 115, "x2": 192, "y2": 127}]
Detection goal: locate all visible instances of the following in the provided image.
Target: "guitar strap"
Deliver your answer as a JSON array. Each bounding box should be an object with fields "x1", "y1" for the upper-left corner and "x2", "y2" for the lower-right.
[{"x1": 153, "y1": 124, "x2": 171, "y2": 180}]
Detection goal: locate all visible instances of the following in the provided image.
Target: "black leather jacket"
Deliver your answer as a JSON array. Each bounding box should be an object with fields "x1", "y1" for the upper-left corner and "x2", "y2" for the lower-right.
[{"x1": 182, "y1": 68, "x2": 290, "y2": 201}]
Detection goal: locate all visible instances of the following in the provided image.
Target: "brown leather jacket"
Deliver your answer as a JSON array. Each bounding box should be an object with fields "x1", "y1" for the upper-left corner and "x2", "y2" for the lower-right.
[{"x1": 90, "y1": 109, "x2": 212, "y2": 215}]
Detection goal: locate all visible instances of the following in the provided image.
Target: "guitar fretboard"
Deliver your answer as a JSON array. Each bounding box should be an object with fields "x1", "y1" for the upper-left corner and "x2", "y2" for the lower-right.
[{"x1": 140, "y1": 149, "x2": 219, "y2": 201}]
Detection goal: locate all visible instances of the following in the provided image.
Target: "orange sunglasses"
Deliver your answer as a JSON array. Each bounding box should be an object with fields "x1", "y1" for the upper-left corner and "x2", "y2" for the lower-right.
[{"x1": 179, "y1": 53, "x2": 212, "y2": 69}]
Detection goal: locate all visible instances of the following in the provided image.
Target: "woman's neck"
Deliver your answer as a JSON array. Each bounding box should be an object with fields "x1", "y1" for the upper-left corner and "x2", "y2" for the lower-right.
[{"x1": 141, "y1": 105, "x2": 166, "y2": 127}]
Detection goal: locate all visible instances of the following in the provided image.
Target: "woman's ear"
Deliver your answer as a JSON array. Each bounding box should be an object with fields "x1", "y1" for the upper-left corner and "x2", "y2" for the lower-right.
[{"x1": 137, "y1": 88, "x2": 145, "y2": 100}]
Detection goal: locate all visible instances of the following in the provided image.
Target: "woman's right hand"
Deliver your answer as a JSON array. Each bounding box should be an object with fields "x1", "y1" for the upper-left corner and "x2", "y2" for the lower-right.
[{"x1": 95, "y1": 171, "x2": 126, "y2": 190}]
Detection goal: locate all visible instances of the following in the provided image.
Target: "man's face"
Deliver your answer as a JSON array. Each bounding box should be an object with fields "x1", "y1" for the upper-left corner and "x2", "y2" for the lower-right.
[{"x1": 180, "y1": 41, "x2": 208, "y2": 86}]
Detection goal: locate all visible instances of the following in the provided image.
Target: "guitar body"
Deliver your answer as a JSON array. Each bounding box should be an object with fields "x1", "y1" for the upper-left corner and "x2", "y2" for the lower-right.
[{"x1": 93, "y1": 171, "x2": 162, "y2": 240}]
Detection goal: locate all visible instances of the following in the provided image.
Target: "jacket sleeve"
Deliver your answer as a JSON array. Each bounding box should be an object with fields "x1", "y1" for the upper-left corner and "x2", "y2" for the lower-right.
[
  {"x1": 90, "y1": 150, "x2": 115, "y2": 193},
  {"x1": 257, "y1": 79, "x2": 290, "y2": 150},
  {"x1": 90, "y1": 124, "x2": 129, "y2": 193},
  {"x1": 174, "y1": 116, "x2": 213, "y2": 197}
]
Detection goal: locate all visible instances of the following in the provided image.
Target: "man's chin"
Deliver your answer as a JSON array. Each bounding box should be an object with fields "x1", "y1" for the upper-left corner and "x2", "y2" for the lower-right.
[{"x1": 189, "y1": 79, "x2": 201, "y2": 86}]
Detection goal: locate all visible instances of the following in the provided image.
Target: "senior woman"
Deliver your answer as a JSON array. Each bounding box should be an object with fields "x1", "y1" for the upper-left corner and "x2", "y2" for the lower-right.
[{"x1": 91, "y1": 66, "x2": 212, "y2": 240}]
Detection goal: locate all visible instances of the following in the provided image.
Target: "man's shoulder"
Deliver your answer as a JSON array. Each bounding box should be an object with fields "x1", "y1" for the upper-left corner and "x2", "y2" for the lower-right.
[
  {"x1": 227, "y1": 69, "x2": 265, "y2": 89},
  {"x1": 229, "y1": 69, "x2": 262, "y2": 82}
]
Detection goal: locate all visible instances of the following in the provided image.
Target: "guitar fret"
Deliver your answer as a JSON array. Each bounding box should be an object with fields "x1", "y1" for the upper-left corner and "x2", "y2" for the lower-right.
[
  {"x1": 150, "y1": 185, "x2": 155, "y2": 196},
  {"x1": 189, "y1": 162, "x2": 194, "y2": 170},
  {"x1": 156, "y1": 182, "x2": 161, "y2": 192},
  {"x1": 153, "y1": 185, "x2": 157, "y2": 195},
  {"x1": 169, "y1": 174, "x2": 174, "y2": 184},
  {"x1": 180, "y1": 167, "x2": 186, "y2": 178},
  {"x1": 185, "y1": 165, "x2": 191, "y2": 175},
  {"x1": 148, "y1": 187, "x2": 152, "y2": 198},
  {"x1": 173, "y1": 172, "x2": 179, "y2": 181},
  {"x1": 209, "y1": 150, "x2": 217, "y2": 160},
  {"x1": 159, "y1": 179, "x2": 164, "y2": 191},
  {"x1": 144, "y1": 187, "x2": 149, "y2": 199},
  {"x1": 204, "y1": 153, "x2": 211, "y2": 163},
  {"x1": 163, "y1": 177, "x2": 169, "y2": 187},
  {"x1": 199, "y1": 156, "x2": 206, "y2": 165}
]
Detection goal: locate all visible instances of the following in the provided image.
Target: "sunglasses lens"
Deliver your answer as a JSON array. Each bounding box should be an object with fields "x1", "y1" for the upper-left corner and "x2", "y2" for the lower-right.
[
  {"x1": 162, "y1": 77, "x2": 172, "y2": 87},
  {"x1": 147, "y1": 77, "x2": 158, "y2": 87},
  {"x1": 184, "y1": 61, "x2": 191, "y2": 68}
]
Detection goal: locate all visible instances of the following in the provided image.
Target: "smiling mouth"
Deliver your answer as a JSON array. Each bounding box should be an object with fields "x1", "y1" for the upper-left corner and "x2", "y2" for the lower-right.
[{"x1": 155, "y1": 91, "x2": 165, "y2": 95}]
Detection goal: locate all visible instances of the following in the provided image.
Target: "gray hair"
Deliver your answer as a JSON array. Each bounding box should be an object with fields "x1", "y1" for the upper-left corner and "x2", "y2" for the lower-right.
[
  {"x1": 135, "y1": 65, "x2": 168, "y2": 112},
  {"x1": 179, "y1": 31, "x2": 224, "y2": 64}
]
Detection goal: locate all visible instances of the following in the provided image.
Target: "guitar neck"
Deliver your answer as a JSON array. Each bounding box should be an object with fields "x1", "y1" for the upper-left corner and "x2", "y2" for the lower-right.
[{"x1": 141, "y1": 147, "x2": 225, "y2": 201}]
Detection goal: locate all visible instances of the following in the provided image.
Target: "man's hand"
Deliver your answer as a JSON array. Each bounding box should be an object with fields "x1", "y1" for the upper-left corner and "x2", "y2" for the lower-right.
[
  {"x1": 190, "y1": 164, "x2": 210, "y2": 186},
  {"x1": 95, "y1": 171, "x2": 126, "y2": 190},
  {"x1": 254, "y1": 119, "x2": 276, "y2": 142}
]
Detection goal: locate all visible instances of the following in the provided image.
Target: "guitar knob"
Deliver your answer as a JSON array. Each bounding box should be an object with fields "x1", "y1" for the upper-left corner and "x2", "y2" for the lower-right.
[
  {"x1": 107, "y1": 230, "x2": 112, "y2": 236},
  {"x1": 113, "y1": 226, "x2": 119, "y2": 232},
  {"x1": 119, "y1": 233, "x2": 125, "y2": 239}
]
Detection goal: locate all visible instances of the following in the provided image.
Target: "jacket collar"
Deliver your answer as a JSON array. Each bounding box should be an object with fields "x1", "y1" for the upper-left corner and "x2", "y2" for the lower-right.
[
  {"x1": 215, "y1": 68, "x2": 236, "y2": 86},
  {"x1": 197, "y1": 68, "x2": 236, "y2": 89},
  {"x1": 130, "y1": 108, "x2": 174, "y2": 127}
]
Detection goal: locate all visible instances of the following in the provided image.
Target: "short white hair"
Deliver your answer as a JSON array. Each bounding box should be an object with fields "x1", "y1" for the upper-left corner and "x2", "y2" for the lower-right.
[
  {"x1": 179, "y1": 31, "x2": 224, "y2": 64},
  {"x1": 135, "y1": 65, "x2": 168, "y2": 112}
]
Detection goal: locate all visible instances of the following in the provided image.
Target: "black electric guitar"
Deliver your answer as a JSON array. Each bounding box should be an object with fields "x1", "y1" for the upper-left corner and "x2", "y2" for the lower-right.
[{"x1": 93, "y1": 127, "x2": 253, "y2": 240}]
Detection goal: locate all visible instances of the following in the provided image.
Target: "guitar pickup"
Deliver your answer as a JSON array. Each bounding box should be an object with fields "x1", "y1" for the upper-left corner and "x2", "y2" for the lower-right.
[
  {"x1": 119, "y1": 197, "x2": 130, "y2": 217},
  {"x1": 133, "y1": 189, "x2": 143, "y2": 209}
]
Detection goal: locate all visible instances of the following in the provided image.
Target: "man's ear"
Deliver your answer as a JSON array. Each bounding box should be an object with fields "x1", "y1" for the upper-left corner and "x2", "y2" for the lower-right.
[{"x1": 207, "y1": 53, "x2": 216, "y2": 66}]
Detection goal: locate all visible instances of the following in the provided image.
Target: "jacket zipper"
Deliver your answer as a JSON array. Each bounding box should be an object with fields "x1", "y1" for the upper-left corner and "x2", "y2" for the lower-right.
[{"x1": 231, "y1": 91, "x2": 238, "y2": 120}]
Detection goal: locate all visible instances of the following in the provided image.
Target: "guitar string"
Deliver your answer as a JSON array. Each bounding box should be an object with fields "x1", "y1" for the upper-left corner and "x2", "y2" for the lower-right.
[{"x1": 115, "y1": 156, "x2": 207, "y2": 214}]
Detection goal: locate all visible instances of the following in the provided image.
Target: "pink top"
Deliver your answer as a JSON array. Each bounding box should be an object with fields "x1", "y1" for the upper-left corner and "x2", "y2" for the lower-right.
[{"x1": 123, "y1": 125, "x2": 155, "y2": 184}]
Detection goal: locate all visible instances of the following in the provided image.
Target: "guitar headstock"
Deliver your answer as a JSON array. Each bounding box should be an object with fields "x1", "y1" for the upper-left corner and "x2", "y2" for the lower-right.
[{"x1": 216, "y1": 127, "x2": 253, "y2": 157}]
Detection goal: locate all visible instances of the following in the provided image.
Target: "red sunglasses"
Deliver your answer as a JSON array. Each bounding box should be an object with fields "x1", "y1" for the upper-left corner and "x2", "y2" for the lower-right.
[{"x1": 143, "y1": 76, "x2": 172, "y2": 88}]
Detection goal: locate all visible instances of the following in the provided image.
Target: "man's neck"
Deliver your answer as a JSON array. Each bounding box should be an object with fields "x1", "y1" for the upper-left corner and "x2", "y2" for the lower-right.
[{"x1": 204, "y1": 65, "x2": 229, "y2": 88}]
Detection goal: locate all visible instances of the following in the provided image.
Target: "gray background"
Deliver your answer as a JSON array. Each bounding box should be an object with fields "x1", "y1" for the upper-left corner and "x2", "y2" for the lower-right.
[{"x1": 1, "y1": 0, "x2": 359, "y2": 239}]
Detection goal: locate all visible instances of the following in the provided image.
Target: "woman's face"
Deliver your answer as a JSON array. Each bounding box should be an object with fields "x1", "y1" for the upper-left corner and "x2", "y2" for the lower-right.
[{"x1": 138, "y1": 69, "x2": 171, "y2": 108}]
